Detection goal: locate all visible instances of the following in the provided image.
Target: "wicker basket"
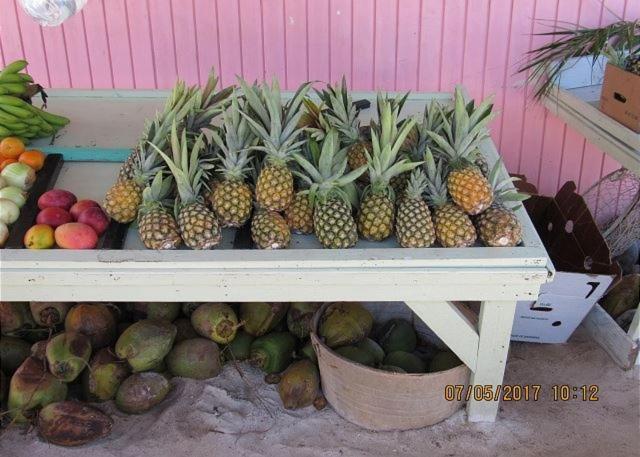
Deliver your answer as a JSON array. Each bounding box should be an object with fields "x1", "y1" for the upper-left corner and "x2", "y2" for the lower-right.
[{"x1": 310, "y1": 302, "x2": 470, "y2": 431}]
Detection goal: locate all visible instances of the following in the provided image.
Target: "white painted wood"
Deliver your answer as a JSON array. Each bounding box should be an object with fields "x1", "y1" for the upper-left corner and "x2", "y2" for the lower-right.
[
  {"x1": 583, "y1": 304, "x2": 639, "y2": 370},
  {"x1": 544, "y1": 85, "x2": 640, "y2": 174},
  {"x1": 407, "y1": 301, "x2": 479, "y2": 371},
  {"x1": 467, "y1": 300, "x2": 518, "y2": 423}
]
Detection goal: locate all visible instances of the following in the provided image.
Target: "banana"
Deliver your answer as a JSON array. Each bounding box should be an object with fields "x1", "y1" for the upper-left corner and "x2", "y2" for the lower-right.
[
  {"x1": 0, "y1": 119, "x2": 28, "y2": 131},
  {"x1": 0, "y1": 87, "x2": 8, "y2": 95},
  {"x1": 0, "y1": 110, "x2": 19, "y2": 124},
  {"x1": 0, "y1": 125, "x2": 12, "y2": 137},
  {"x1": 30, "y1": 106, "x2": 70, "y2": 126},
  {"x1": 21, "y1": 115, "x2": 40, "y2": 126},
  {"x1": 0, "y1": 83, "x2": 26, "y2": 95},
  {"x1": 0, "y1": 60, "x2": 28, "y2": 77},
  {"x1": 0, "y1": 105, "x2": 32, "y2": 119},
  {"x1": 0, "y1": 74, "x2": 28, "y2": 84},
  {"x1": 0, "y1": 94, "x2": 30, "y2": 107}
]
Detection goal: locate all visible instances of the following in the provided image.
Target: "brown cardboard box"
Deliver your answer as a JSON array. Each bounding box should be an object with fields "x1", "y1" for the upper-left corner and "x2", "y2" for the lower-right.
[{"x1": 599, "y1": 63, "x2": 640, "y2": 133}]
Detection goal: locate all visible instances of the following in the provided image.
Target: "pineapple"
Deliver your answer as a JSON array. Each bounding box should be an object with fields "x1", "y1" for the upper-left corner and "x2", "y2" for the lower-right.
[
  {"x1": 475, "y1": 160, "x2": 528, "y2": 247},
  {"x1": 357, "y1": 96, "x2": 420, "y2": 241},
  {"x1": 316, "y1": 77, "x2": 371, "y2": 179},
  {"x1": 137, "y1": 172, "x2": 182, "y2": 250},
  {"x1": 106, "y1": 82, "x2": 199, "y2": 223},
  {"x1": 624, "y1": 53, "x2": 640, "y2": 75},
  {"x1": 209, "y1": 95, "x2": 256, "y2": 227},
  {"x1": 238, "y1": 78, "x2": 311, "y2": 212},
  {"x1": 251, "y1": 209, "x2": 291, "y2": 249},
  {"x1": 293, "y1": 129, "x2": 366, "y2": 248},
  {"x1": 424, "y1": 149, "x2": 477, "y2": 248},
  {"x1": 427, "y1": 87, "x2": 495, "y2": 215},
  {"x1": 285, "y1": 193, "x2": 314, "y2": 234},
  {"x1": 152, "y1": 124, "x2": 221, "y2": 250},
  {"x1": 395, "y1": 169, "x2": 436, "y2": 248}
]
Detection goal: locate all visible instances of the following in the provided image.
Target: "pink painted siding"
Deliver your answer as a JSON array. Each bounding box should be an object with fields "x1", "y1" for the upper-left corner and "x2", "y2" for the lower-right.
[{"x1": 0, "y1": 0, "x2": 635, "y2": 195}]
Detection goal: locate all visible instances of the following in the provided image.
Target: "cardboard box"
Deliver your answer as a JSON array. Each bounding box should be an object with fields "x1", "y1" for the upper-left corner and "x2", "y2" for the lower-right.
[
  {"x1": 599, "y1": 63, "x2": 640, "y2": 133},
  {"x1": 511, "y1": 181, "x2": 621, "y2": 344}
]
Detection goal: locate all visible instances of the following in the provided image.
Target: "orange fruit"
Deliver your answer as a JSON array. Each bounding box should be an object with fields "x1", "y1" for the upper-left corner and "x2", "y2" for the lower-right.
[
  {"x1": 24, "y1": 224, "x2": 56, "y2": 249},
  {"x1": 19, "y1": 150, "x2": 45, "y2": 171},
  {"x1": 0, "y1": 158, "x2": 17, "y2": 170},
  {"x1": 0, "y1": 137, "x2": 26, "y2": 159}
]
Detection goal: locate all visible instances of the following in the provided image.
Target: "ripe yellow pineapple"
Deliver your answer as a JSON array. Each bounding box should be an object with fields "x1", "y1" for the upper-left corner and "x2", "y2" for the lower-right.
[
  {"x1": 395, "y1": 169, "x2": 436, "y2": 248},
  {"x1": 237, "y1": 78, "x2": 311, "y2": 212},
  {"x1": 209, "y1": 95, "x2": 256, "y2": 227},
  {"x1": 153, "y1": 124, "x2": 221, "y2": 250},
  {"x1": 424, "y1": 149, "x2": 476, "y2": 248},
  {"x1": 285, "y1": 193, "x2": 314, "y2": 234},
  {"x1": 292, "y1": 129, "x2": 366, "y2": 248},
  {"x1": 475, "y1": 160, "x2": 528, "y2": 247},
  {"x1": 251, "y1": 209, "x2": 291, "y2": 249},
  {"x1": 137, "y1": 172, "x2": 182, "y2": 250},
  {"x1": 427, "y1": 87, "x2": 496, "y2": 215}
]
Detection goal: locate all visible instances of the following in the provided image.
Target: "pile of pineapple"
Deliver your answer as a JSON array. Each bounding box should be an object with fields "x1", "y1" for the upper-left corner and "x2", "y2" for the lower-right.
[{"x1": 103, "y1": 71, "x2": 528, "y2": 251}]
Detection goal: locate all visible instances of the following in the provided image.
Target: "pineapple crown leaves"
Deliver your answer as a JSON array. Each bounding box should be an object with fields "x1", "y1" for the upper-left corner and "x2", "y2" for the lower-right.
[
  {"x1": 404, "y1": 168, "x2": 430, "y2": 201},
  {"x1": 423, "y1": 147, "x2": 450, "y2": 208},
  {"x1": 426, "y1": 87, "x2": 495, "y2": 167},
  {"x1": 150, "y1": 122, "x2": 214, "y2": 206},
  {"x1": 292, "y1": 129, "x2": 366, "y2": 207},
  {"x1": 300, "y1": 98, "x2": 331, "y2": 141},
  {"x1": 237, "y1": 77, "x2": 311, "y2": 164},
  {"x1": 139, "y1": 171, "x2": 174, "y2": 217},
  {"x1": 365, "y1": 96, "x2": 421, "y2": 195},
  {"x1": 409, "y1": 101, "x2": 446, "y2": 161},
  {"x1": 211, "y1": 94, "x2": 256, "y2": 181},
  {"x1": 315, "y1": 76, "x2": 361, "y2": 144},
  {"x1": 487, "y1": 159, "x2": 530, "y2": 209},
  {"x1": 188, "y1": 69, "x2": 235, "y2": 130}
]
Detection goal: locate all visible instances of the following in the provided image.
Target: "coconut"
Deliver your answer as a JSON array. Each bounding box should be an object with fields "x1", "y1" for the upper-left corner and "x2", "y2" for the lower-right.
[
  {"x1": 241, "y1": 302, "x2": 289, "y2": 336},
  {"x1": 128, "y1": 303, "x2": 181, "y2": 322},
  {"x1": 115, "y1": 319, "x2": 176, "y2": 372},
  {"x1": 286, "y1": 302, "x2": 321, "y2": 339},
  {"x1": 299, "y1": 341, "x2": 317, "y2": 363},
  {"x1": 166, "y1": 338, "x2": 221, "y2": 379},
  {"x1": 30, "y1": 340, "x2": 48, "y2": 360},
  {"x1": 379, "y1": 365, "x2": 407, "y2": 373},
  {"x1": 0, "y1": 369, "x2": 7, "y2": 407},
  {"x1": 115, "y1": 372, "x2": 171, "y2": 414},
  {"x1": 334, "y1": 346, "x2": 376, "y2": 367},
  {"x1": 278, "y1": 360, "x2": 320, "y2": 409},
  {"x1": 429, "y1": 351, "x2": 462, "y2": 372},
  {"x1": 29, "y1": 302, "x2": 72, "y2": 327},
  {"x1": 38, "y1": 401, "x2": 113, "y2": 446},
  {"x1": 83, "y1": 348, "x2": 130, "y2": 401},
  {"x1": 8, "y1": 357, "x2": 68, "y2": 423},
  {"x1": 173, "y1": 318, "x2": 199, "y2": 343},
  {"x1": 250, "y1": 332, "x2": 296, "y2": 373},
  {"x1": 0, "y1": 302, "x2": 36, "y2": 335},
  {"x1": 223, "y1": 330, "x2": 254, "y2": 362},
  {"x1": 377, "y1": 318, "x2": 417, "y2": 353},
  {"x1": 46, "y1": 332, "x2": 92, "y2": 382},
  {"x1": 191, "y1": 303, "x2": 238, "y2": 344},
  {"x1": 383, "y1": 351, "x2": 427, "y2": 374},
  {"x1": 181, "y1": 303, "x2": 200, "y2": 317},
  {"x1": 65, "y1": 303, "x2": 117, "y2": 349},
  {"x1": 0, "y1": 336, "x2": 31, "y2": 374},
  {"x1": 356, "y1": 337, "x2": 385, "y2": 365},
  {"x1": 319, "y1": 302, "x2": 373, "y2": 348}
]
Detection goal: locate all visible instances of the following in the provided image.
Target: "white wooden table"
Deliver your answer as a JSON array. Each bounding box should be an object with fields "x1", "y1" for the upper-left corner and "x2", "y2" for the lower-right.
[{"x1": 0, "y1": 89, "x2": 554, "y2": 422}]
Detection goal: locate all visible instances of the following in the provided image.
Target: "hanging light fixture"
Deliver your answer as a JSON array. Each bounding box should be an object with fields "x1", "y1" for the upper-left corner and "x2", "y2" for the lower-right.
[{"x1": 18, "y1": 0, "x2": 88, "y2": 27}]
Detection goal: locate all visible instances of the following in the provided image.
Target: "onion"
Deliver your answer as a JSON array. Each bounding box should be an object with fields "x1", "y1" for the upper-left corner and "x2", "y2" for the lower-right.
[
  {"x1": 1, "y1": 162, "x2": 36, "y2": 190},
  {"x1": 0, "y1": 186, "x2": 27, "y2": 208},
  {"x1": 0, "y1": 176, "x2": 7, "y2": 189},
  {"x1": 0, "y1": 221, "x2": 8, "y2": 247},
  {"x1": 0, "y1": 198, "x2": 20, "y2": 224}
]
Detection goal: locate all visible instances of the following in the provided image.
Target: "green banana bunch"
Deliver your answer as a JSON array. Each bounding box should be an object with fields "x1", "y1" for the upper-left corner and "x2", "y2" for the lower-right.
[{"x1": 0, "y1": 59, "x2": 70, "y2": 142}]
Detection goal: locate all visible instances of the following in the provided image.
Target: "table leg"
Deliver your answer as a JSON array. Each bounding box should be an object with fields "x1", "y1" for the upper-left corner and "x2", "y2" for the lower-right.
[{"x1": 467, "y1": 300, "x2": 517, "y2": 422}]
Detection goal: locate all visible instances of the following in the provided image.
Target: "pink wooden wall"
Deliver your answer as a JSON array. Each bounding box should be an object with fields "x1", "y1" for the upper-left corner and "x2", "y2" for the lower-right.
[{"x1": 0, "y1": 0, "x2": 638, "y2": 195}]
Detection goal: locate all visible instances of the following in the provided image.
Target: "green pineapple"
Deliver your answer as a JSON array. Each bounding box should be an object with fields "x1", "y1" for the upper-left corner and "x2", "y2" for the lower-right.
[
  {"x1": 238, "y1": 78, "x2": 311, "y2": 211},
  {"x1": 209, "y1": 95, "x2": 257, "y2": 227},
  {"x1": 293, "y1": 129, "x2": 366, "y2": 249},
  {"x1": 137, "y1": 172, "x2": 182, "y2": 250},
  {"x1": 357, "y1": 95, "x2": 420, "y2": 241},
  {"x1": 152, "y1": 124, "x2": 221, "y2": 250},
  {"x1": 395, "y1": 169, "x2": 436, "y2": 248}
]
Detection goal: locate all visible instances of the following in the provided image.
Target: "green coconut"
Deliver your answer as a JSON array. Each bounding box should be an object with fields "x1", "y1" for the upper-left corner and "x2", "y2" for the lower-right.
[
  {"x1": 166, "y1": 338, "x2": 221, "y2": 379},
  {"x1": 429, "y1": 351, "x2": 462, "y2": 372},
  {"x1": 30, "y1": 340, "x2": 48, "y2": 360},
  {"x1": 29, "y1": 302, "x2": 72, "y2": 327},
  {"x1": 356, "y1": 338, "x2": 385, "y2": 365},
  {"x1": 0, "y1": 336, "x2": 31, "y2": 374},
  {"x1": 379, "y1": 365, "x2": 407, "y2": 373},
  {"x1": 250, "y1": 332, "x2": 296, "y2": 374},
  {"x1": 115, "y1": 372, "x2": 171, "y2": 414},
  {"x1": 115, "y1": 319, "x2": 176, "y2": 372},
  {"x1": 241, "y1": 302, "x2": 289, "y2": 336},
  {"x1": 8, "y1": 357, "x2": 68, "y2": 423},
  {"x1": 299, "y1": 341, "x2": 317, "y2": 363},
  {"x1": 223, "y1": 330, "x2": 255, "y2": 362},
  {"x1": 83, "y1": 348, "x2": 130, "y2": 402},
  {"x1": 181, "y1": 303, "x2": 200, "y2": 317},
  {"x1": 319, "y1": 302, "x2": 373, "y2": 348},
  {"x1": 377, "y1": 319, "x2": 417, "y2": 353},
  {"x1": 0, "y1": 302, "x2": 36, "y2": 335},
  {"x1": 173, "y1": 318, "x2": 199, "y2": 343},
  {"x1": 37, "y1": 401, "x2": 113, "y2": 447},
  {"x1": 278, "y1": 360, "x2": 320, "y2": 410},
  {"x1": 65, "y1": 303, "x2": 117, "y2": 349},
  {"x1": 128, "y1": 303, "x2": 181, "y2": 322},
  {"x1": 191, "y1": 303, "x2": 238, "y2": 344},
  {"x1": 286, "y1": 302, "x2": 321, "y2": 339},
  {"x1": 383, "y1": 351, "x2": 427, "y2": 374},
  {"x1": 334, "y1": 346, "x2": 376, "y2": 367},
  {"x1": 46, "y1": 332, "x2": 92, "y2": 382},
  {"x1": 0, "y1": 369, "x2": 7, "y2": 407}
]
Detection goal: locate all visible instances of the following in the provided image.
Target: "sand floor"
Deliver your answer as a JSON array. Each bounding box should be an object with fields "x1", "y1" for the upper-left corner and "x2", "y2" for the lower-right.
[{"x1": 1, "y1": 326, "x2": 638, "y2": 457}]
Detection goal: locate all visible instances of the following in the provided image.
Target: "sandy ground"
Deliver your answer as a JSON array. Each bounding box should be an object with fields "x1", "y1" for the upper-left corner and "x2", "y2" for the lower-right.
[{"x1": 1, "y1": 326, "x2": 638, "y2": 457}]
